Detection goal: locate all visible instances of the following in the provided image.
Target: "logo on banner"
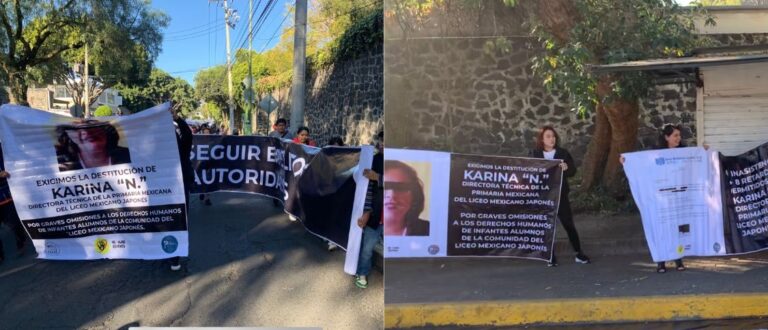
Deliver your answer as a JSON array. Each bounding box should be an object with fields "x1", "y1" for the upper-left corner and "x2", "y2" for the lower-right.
[
  {"x1": 676, "y1": 245, "x2": 684, "y2": 254},
  {"x1": 655, "y1": 157, "x2": 665, "y2": 166},
  {"x1": 714, "y1": 242, "x2": 721, "y2": 253},
  {"x1": 162, "y1": 235, "x2": 179, "y2": 253},
  {"x1": 45, "y1": 242, "x2": 60, "y2": 255},
  {"x1": 95, "y1": 238, "x2": 111, "y2": 254},
  {"x1": 428, "y1": 245, "x2": 440, "y2": 255}
]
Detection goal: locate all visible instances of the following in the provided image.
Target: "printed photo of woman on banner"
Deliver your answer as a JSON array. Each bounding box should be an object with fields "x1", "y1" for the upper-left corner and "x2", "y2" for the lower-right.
[
  {"x1": 384, "y1": 160, "x2": 430, "y2": 237},
  {"x1": 55, "y1": 120, "x2": 132, "y2": 172}
]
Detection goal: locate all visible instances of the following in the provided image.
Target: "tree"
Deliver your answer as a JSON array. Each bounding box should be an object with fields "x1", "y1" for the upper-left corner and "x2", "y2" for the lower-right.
[
  {"x1": 116, "y1": 69, "x2": 197, "y2": 117},
  {"x1": 194, "y1": 65, "x2": 228, "y2": 122},
  {"x1": 93, "y1": 104, "x2": 112, "y2": 117},
  {"x1": 527, "y1": 0, "x2": 713, "y2": 195},
  {"x1": 0, "y1": 0, "x2": 168, "y2": 105}
]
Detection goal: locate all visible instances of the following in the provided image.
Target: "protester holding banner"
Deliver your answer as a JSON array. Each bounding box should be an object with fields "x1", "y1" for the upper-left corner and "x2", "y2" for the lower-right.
[
  {"x1": 293, "y1": 126, "x2": 318, "y2": 147},
  {"x1": 355, "y1": 131, "x2": 384, "y2": 289},
  {"x1": 269, "y1": 118, "x2": 293, "y2": 140},
  {"x1": 383, "y1": 160, "x2": 430, "y2": 236},
  {"x1": 621, "y1": 124, "x2": 692, "y2": 273},
  {"x1": 170, "y1": 107, "x2": 194, "y2": 271},
  {"x1": 530, "y1": 126, "x2": 590, "y2": 266},
  {"x1": 0, "y1": 169, "x2": 28, "y2": 264}
]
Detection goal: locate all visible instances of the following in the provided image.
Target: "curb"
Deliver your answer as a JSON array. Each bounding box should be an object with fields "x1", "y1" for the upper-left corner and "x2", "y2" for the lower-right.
[{"x1": 385, "y1": 293, "x2": 768, "y2": 328}]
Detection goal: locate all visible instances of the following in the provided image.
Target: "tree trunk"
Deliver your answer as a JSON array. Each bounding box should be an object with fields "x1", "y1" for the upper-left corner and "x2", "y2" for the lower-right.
[
  {"x1": 7, "y1": 69, "x2": 29, "y2": 106},
  {"x1": 579, "y1": 101, "x2": 611, "y2": 191},
  {"x1": 601, "y1": 96, "x2": 639, "y2": 197},
  {"x1": 580, "y1": 77, "x2": 639, "y2": 196}
]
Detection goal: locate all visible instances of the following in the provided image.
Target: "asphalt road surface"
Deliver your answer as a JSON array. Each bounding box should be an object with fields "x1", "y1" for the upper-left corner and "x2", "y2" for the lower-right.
[{"x1": 0, "y1": 192, "x2": 383, "y2": 329}]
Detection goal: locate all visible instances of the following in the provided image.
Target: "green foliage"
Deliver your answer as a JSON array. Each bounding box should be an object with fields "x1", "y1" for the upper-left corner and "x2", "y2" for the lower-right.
[
  {"x1": 568, "y1": 172, "x2": 637, "y2": 214},
  {"x1": 194, "y1": 65, "x2": 227, "y2": 104},
  {"x1": 527, "y1": 0, "x2": 714, "y2": 116},
  {"x1": 115, "y1": 69, "x2": 197, "y2": 117},
  {"x1": 310, "y1": 1, "x2": 383, "y2": 70},
  {"x1": 201, "y1": 102, "x2": 224, "y2": 123},
  {"x1": 93, "y1": 105, "x2": 113, "y2": 117},
  {"x1": 0, "y1": 0, "x2": 168, "y2": 103}
]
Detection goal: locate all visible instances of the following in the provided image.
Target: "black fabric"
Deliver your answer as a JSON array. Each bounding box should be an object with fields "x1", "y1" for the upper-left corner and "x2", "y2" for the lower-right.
[
  {"x1": 0, "y1": 201, "x2": 27, "y2": 258},
  {"x1": 557, "y1": 194, "x2": 581, "y2": 253},
  {"x1": 174, "y1": 117, "x2": 194, "y2": 190},
  {"x1": 529, "y1": 147, "x2": 577, "y2": 194}
]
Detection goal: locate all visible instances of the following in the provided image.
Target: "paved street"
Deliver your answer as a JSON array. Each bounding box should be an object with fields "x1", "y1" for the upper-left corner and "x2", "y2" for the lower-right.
[{"x1": 0, "y1": 192, "x2": 383, "y2": 329}]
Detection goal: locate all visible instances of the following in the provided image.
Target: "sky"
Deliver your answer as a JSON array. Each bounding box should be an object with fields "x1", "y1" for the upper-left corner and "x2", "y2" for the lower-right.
[{"x1": 152, "y1": 0, "x2": 293, "y2": 84}]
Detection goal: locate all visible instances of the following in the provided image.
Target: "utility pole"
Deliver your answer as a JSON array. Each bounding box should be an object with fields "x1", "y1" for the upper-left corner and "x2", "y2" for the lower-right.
[
  {"x1": 217, "y1": 0, "x2": 238, "y2": 134},
  {"x1": 289, "y1": 0, "x2": 307, "y2": 134},
  {"x1": 84, "y1": 43, "x2": 90, "y2": 119},
  {"x1": 246, "y1": 0, "x2": 253, "y2": 135}
]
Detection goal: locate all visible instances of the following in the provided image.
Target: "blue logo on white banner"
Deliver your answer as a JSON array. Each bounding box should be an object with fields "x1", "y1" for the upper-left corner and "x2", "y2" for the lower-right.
[
  {"x1": 655, "y1": 157, "x2": 665, "y2": 166},
  {"x1": 162, "y1": 235, "x2": 179, "y2": 253}
]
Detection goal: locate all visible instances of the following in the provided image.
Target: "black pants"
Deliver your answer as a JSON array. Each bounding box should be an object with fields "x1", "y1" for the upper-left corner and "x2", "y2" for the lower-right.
[
  {"x1": 551, "y1": 194, "x2": 582, "y2": 261},
  {"x1": 0, "y1": 201, "x2": 28, "y2": 258}
]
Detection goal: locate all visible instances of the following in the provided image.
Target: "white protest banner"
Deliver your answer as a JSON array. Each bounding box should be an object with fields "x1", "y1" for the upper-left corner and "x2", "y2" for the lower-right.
[
  {"x1": 622, "y1": 147, "x2": 725, "y2": 262},
  {"x1": 0, "y1": 103, "x2": 188, "y2": 260}
]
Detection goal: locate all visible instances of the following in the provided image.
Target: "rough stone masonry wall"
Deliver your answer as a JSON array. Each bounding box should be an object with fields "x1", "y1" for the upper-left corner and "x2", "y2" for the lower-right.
[
  {"x1": 267, "y1": 47, "x2": 383, "y2": 147},
  {"x1": 385, "y1": 33, "x2": 768, "y2": 164}
]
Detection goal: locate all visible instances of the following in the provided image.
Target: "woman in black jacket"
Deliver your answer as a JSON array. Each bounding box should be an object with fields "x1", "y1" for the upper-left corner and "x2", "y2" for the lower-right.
[{"x1": 530, "y1": 126, "x2": 590, "y2": 266}]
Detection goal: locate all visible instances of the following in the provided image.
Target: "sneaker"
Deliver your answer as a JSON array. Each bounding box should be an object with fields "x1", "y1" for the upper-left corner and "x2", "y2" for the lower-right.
[
  {"x1": 170, "y1": 263, "x2": 181, "y2": 271},
  {"x1": 575, "y1": 253, "x2": 591, "y2": 264},
  {"x1": 288, "y1": 215, "x2": 298, "y2": 222},
  {"x1": 355, "y1": 275, "x2": 368, "y2": 288},
  {"x1": 327, "y1": 242, "x2": 338, "y2": 251}
]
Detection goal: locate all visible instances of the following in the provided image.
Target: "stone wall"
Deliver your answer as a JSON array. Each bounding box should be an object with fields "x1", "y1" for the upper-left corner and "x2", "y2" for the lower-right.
[
  {"x1": 264, "y1": 47, "x2": 383, "y2": 147},
  {"x1": 385, "y1": 30, "x2": 767, "y2": 164}
]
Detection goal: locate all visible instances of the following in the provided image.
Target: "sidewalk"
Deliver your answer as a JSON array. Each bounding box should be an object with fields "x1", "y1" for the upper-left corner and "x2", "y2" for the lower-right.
[{"x1": 385, "y1": 213, "x2": 768, "y2": 328}]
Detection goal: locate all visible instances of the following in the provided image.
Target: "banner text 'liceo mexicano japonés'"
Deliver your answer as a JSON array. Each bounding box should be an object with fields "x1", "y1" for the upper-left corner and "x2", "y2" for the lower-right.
[
  {"x1": 0, "y1": 103, "x2": 188, "y2": 260},
  {"x1": 190, "y1": 135, "x2": 374, "y2": 275},
  {"x1": 384, "y1": 148, "x2": 563, "y2": 260},
  {"x1": 623, "y1": 144, "x2": 768, "y2": 262}
]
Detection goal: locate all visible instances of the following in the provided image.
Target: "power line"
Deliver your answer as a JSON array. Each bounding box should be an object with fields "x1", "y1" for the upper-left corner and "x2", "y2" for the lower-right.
[
  {"x1": 165, "y1": 21, "x2": 218, "y2": 36},
  {"x1": 260, "y1": 10, "x2": 290, "y2": 51},
  {"x1": 231, "y1": 0, "x2": 261, "y2": 57},
  {"x1": 165, "y1": 24, "x2": 224, "y2": 41},
  {"x1": 236, "y1": 0, "x2": 277, "y2": 52},
  {"x1": 165, "y1": 25, "x2": 225, "y2": 42}
]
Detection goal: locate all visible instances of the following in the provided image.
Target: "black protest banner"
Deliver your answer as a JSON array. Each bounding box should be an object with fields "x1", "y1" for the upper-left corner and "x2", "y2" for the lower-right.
[
  {"x1": 190, "y1": 135, "x2": 285, "y2": 198},
  {"x1": 721, "y1": 141, "x2": 768, "y2": 253},
  {"x1": 447, "y1": 154, "x2": 562, "y2": 259},
  {"x1": 190, "y1": 136, "x2": 372, "y2": 262},
  {"x1": 288, "y1": 147, "x2": 363, "y2": 249}
]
